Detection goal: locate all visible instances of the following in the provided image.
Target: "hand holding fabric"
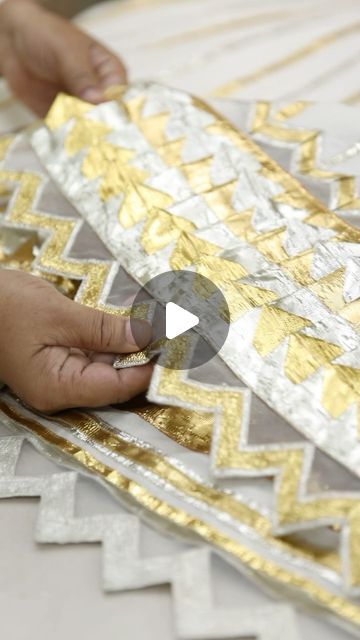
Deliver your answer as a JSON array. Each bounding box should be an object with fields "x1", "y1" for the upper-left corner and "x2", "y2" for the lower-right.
[
  {"x1": 0, "y1": 270, "x2": 152, "y2": 412},
  {"x1": 0, "y1": 0, "x2": 127, "y2": 115}
]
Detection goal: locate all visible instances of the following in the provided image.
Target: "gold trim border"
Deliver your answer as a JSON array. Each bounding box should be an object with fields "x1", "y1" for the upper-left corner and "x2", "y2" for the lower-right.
[{"x1": 1, "y1": 399, "x2": 360, "y2": 631}]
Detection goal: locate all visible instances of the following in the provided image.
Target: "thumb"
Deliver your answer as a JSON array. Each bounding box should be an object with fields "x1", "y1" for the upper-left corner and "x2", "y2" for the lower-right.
[
  {"x1": 58, "y1": 31, "x2": 126, "y2": 103},
  {"x1": 57, "y1": 299, "x2": 152, "y2": 353},
  {"x1": 58, "y1": 33, "x2": 104, "y2": 103}
]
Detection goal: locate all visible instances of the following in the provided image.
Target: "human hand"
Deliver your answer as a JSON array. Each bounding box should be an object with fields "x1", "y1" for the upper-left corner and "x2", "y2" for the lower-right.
[
  {"x1": 0, "y1": 0, "x2": 127, "y2": 116},
  {"x1": 0, "y1": 270, "x2": 152, "y2": 413}
]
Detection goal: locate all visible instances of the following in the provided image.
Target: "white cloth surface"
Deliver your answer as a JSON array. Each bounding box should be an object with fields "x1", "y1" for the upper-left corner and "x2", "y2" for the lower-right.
[{"x1": 77, "y1": 0, "x2": 360, "y2": 103}]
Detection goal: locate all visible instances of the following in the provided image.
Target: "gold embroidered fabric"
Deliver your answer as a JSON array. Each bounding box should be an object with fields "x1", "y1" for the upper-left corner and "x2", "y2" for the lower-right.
[
  {"x1": 32, "y1": 85, "x2": 360, "y2": 473},
  {"x1": 0, "y1": 84, "x2": 360, "y2": 636}
]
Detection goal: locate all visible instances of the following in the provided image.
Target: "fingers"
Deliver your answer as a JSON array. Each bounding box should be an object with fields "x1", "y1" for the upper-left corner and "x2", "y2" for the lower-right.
[
  {"x1": 58, "y1": 33, "x2": 102, "y2": 102},
  {"x1": 62, "y1": 361, "x2": 153, "y2": 409},
  {"x1": 23, "y1": 347, "x2": 153, "y2": 412},
  {"x1": 56, "y1": 297, "x2": 152, "y2": 354},
  {"x1": 1, "y1": 0, "x2": 127, "y2": 114},
  {"x1": 1, "y1": 51, "x2": 59, "y2": 116},
  {"x1": 89, "y1": 43, "x2": 127, "y2": 91},
  {"x1": 58, "y1": 31, "x2": 127, "y2": 103},
  {"x1": 89, "y1": 352, "x2": 116, "y2": 365},
  {"x1": 31, "y1": 351, "x2": 153, "y2": 412}
]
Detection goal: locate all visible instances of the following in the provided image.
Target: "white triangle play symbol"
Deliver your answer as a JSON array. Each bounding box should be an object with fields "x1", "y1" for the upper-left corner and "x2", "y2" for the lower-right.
[{"x1": 165, "y1": 302, "x2": 199, "y2": 340}]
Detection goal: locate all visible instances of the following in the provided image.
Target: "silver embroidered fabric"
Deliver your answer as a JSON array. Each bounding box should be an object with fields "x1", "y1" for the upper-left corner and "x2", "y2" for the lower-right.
[{"x1": 0, "y1": 89, "x2": 360, "y2": 640}]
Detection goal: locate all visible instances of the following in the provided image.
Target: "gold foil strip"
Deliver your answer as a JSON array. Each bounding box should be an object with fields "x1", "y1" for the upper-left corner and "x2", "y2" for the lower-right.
[
  {"x1": 345, "y1": 90, "x2": 360, "y2": 106},
  {"x1": 57, "y1": 409, "x2": 270, "y2": 536},
  {"x1": 249, "y1": 100, "x2": 360, "y2": 212},
  {"x1": 212, "y1": 22, "x2": 360, "y2": 97},
  {"x1": 132, "y1": 403, "x2": 212, "y2": 453},
  {"x1": 45, "y1": 94, "x2": 93, "y2": 130}
]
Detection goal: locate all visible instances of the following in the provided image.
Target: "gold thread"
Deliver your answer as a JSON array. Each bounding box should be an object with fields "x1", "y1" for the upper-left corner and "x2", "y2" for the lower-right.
[
  {"x1": 273, "y1": 101, "x2": 310, "y2": 121},
  {"x1": 56, "y1": 409, "x2": 271, "y2": 536},
  {"x1": 344, "y1": 90, "x2": 360, "y2": 105},
  {"x1": 152, "y1": 9, "x2": 295, "y2": 47},
  {"x1": 253, "y1": 306, "x2": 312, "y2": 356},
  {"x1": 212, "y1": 23, "x2": 360, "y2": 97}
]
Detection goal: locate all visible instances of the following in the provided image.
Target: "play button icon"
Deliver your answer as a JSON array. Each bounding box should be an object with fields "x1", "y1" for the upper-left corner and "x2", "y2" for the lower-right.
[
  {"x1": 128, "y1": 270, "x2": 230, "y2": 370},
  {"x1": 165, "y1": 302, "x2": 199, "y2": 339}
]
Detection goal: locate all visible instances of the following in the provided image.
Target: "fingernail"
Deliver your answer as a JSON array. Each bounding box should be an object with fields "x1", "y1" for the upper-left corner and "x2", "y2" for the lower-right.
[
  {"x1": 89, "y1": 43, "x2": 109, "y2": 66},
  {"x1": 80, "y1": 86, "x2": 104, "y2": 103},
  {"x1": 125, "y1": 318, "x2": 152, "y2": 349},
  {"x1": 101, "y1": 76, "x2": 124, "y2": 90}
]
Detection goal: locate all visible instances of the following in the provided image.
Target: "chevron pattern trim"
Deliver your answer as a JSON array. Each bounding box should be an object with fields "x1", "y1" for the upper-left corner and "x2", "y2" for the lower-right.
[{"x1": 0, "y1": 432, "x2": 301, "y2": 640}]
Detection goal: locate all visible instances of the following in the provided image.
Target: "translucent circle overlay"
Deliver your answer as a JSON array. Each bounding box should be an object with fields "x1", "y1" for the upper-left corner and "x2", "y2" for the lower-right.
[{"x1": 130, "y1": 270, "x2": 230, "y2": 370}]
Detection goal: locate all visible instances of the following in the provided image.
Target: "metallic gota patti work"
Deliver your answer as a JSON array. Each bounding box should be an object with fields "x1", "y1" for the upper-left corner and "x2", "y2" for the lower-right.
[{"x1": 0, "y1": 84, "x2": 360, "y2": 638}]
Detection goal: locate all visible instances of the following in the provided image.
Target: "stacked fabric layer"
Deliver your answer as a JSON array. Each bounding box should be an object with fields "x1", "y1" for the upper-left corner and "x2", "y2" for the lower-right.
[{"x1": 0, "y1": 82, "x2": 359, "y2": 638}]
